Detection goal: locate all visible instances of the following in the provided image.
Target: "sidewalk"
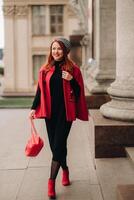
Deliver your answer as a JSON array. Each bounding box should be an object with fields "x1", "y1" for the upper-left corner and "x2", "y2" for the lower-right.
[{"x1": 0, "y1": 109, "x2": 103, "y2": 200}]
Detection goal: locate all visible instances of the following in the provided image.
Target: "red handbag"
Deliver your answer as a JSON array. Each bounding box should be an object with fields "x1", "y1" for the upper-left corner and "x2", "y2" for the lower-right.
[{"x1": 25, "y1": 119, "x2": 44, "y2": 157}]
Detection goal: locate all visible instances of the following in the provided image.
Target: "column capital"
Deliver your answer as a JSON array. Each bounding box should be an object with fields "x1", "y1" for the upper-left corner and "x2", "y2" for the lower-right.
[
  {"x1": 3, "y1": 6, "x2": 15, "y2": 16},
  {"x1": 3, "y1": 5, "x2": 29, "y2": 17},
  {"x1": 15, "y1": 6, "x2": 29, "y2": 17}
]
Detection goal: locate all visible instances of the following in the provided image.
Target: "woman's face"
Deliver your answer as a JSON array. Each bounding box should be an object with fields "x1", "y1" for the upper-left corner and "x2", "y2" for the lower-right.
[{"x1": 51, "y1": 41, "x2": 64, "y2": 61}]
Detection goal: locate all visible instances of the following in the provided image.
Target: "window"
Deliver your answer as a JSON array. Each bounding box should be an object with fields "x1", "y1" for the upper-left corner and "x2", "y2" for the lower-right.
[
  {"x1": 50, "y1": 5, "x2": 64, "y2": 35},
  {"x1": 32, "y1": 5, "x2": 64, "y2": 36},
  {"x1": 33, "y1": 55, "x2": 46, "y2": 84},
  {"x1": 32, "y1": 6, "x2": 46, "y2": 35}
]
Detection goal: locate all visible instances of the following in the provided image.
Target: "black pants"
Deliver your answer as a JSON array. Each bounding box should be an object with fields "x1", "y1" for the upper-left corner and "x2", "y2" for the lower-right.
[{"x1": 45, "y1": 110, "x2": 72, "y2": 165}]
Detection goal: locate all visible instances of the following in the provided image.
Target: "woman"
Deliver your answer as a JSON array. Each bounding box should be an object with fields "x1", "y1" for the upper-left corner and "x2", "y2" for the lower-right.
[{"x1": 29, "y1": 38, "x2": 89, "y2": 199}]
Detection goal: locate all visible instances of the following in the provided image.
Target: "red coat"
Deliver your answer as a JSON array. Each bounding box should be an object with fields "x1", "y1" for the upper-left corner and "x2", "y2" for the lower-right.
[{"x1": 34, "y1": 63, "x2": 89, "y2": 121}]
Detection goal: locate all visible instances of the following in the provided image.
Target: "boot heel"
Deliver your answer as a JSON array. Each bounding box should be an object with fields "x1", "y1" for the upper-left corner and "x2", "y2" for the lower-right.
[
  {"x1": 62, "y1": 167, "x2": 70, "y2": 186},
  {"x1": 48, "y1": 179, "x2": 56, "y2": 199}
]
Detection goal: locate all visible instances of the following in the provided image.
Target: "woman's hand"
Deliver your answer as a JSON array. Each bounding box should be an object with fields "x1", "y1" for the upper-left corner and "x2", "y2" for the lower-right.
[
  {"x1": 29, "y1": 109, "x2": 35, "y2": 119},
  {"x1": 62, "y1": 71, "x2": 73, "y2": 81}
]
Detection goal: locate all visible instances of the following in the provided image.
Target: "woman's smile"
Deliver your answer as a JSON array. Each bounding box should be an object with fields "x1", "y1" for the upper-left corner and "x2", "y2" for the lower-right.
[{"x1": 52, "y1": 41, "x2": 64, "y2": 61}]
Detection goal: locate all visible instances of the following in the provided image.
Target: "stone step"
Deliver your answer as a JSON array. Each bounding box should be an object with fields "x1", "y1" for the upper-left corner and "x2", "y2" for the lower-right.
[
  {"x1": 125, "y1": 147, "x2": 134, "y2": 166},
  {"x1": 95, "y1": 158, "x2": 134, "y2": 200},
  {"x1": 117, "y1": 185, "x2": 134, "y2": 200}
]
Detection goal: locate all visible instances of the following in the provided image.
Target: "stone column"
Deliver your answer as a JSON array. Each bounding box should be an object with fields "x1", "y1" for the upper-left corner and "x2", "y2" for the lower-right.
[
  {"x1": 3, "y1": 4, "x2": 32, "y2": 96},
  {"x1": 3, "y1": 6, "x2": 16, "y2": 92},
  {"x1": 14, "y1": 6, "x2": 30, "y2": 93},
  {"x1": 100, "y1": 0, "x2": 134, "y2": 121},
  {"x1": 80, "y1": 33, "x2": 90, "y2": 77},
  {"x1": 86, "y1": 0, "x2": 116, "y2": 94}
]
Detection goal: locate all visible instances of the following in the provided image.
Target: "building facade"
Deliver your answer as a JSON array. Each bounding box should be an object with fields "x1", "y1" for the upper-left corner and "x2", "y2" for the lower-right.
[{"x1": 3, "y1": 0, "x2": 79, "y2": 96}]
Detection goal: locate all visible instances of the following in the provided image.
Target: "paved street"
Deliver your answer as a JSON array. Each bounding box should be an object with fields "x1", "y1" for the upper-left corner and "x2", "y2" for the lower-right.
[
  {"x1": 1, "y1": 109, "x2": 134, "y2": 200},
  {"x1": 0, "y1": 109, "x2": 103, "y2": 200}
]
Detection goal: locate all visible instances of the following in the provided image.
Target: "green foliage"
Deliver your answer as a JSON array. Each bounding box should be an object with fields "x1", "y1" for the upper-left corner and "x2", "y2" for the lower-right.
[
  {"x1": 0, "y1": 97, "x2": 34, "y2": 108},
  {"x1": 0, "y1": 67, "x2": 4, "y2": 75}
]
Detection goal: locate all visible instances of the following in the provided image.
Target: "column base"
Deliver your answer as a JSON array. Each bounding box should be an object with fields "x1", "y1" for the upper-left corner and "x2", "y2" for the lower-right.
[
  {"x1": 85, "y1": 78, "x2": 113, "y2": 94},
  {"x1": 100, "y1": 98, "x2": 134, "y2": 122},
  {"x1": 100, "y1": 78, "x2": 134, "y2": 122},
  {"x1": 85, "y1": 68, "x2": 115, "y2": 94}
]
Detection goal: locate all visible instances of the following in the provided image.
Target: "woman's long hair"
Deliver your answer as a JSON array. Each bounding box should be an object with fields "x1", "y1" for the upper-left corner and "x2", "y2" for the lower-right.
[{"x1": 43, "y1": 40, "x2": 74, "y2": 73}]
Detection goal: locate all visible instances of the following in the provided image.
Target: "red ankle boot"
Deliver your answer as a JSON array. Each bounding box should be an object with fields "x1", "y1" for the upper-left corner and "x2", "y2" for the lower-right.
[
  {"x1": 48, "y1": 179, "x2": 56, "y2": 199},
  {"x1": 62, "y1": 167, "x2": 70, "y2": 186}
]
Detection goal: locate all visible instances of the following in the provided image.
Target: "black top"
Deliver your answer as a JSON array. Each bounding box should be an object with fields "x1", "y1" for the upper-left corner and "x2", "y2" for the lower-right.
[{"x1": 31, "y1": 60, "x2": 80, "y2": 112}]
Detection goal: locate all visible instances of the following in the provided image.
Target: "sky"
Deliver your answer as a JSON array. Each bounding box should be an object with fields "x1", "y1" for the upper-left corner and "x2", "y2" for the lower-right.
[{"x1": 0, "y1": 0, "x2": 4, "y2": 48}]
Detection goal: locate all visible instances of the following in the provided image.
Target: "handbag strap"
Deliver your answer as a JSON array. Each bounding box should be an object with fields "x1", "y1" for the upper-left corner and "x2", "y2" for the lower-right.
[{"x1": 30, "y1": 119, "x2": 38, "y2": 135}]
